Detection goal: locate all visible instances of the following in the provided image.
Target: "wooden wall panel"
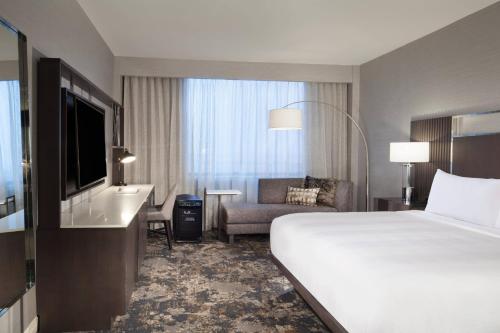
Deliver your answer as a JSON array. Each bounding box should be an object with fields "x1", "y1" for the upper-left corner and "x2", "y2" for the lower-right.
[
  {"x1": 452, "y1": 134, "x2": 500, "y2": 179},
  {"x1": 0, "y1": 231, "x2": 26, "y2": 309},
  {"x1": 410, "y1": 116, "x2": 452, "y2": 202}
]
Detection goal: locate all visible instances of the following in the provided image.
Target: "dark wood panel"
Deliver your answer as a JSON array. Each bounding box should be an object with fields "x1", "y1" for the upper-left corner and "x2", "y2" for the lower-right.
[
  {"x1": 452, "y1": 134, "x2": 500, "y2": 178},
  {"x1": 137, "y1": 202, "x2": 148, "y2": 269},
  {"x1": 37, "y1": 59, "x2": 62, "y2": 229},
  {"x1": 0, "y1": 231, "x2": 26, "y2": 308},
  {"x1": 410, "y1": 117, "x2": 452, "y2": 202},
  {"x1": 124, "y1": 217, "x2": 139, "y2": 313},
  {"x1": 37, "y1": 228, "x2": 127, "y2": 332}
]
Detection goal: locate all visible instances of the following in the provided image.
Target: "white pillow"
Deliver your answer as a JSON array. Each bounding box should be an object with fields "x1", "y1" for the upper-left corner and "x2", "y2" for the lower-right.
[{"x1": 425, "y1": 169, "x2": 500, "y2": 227}]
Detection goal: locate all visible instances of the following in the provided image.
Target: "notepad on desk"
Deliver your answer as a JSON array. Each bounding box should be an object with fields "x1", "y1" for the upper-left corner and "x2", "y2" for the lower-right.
[{"x1": 116, "y1": 187, "x2": 139, "y2": 194}]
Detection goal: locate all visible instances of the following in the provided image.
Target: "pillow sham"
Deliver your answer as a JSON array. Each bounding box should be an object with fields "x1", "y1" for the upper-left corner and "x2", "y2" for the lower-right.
[
  {"x1": 304, "y1": 176, "x2": 337, "y2": 207},
  {"x1": 425, "y1": 169, "x2": 500, "y2": 227},
  {"x1": 285, "y1": 186, "x2": 320, "y2": 206}
]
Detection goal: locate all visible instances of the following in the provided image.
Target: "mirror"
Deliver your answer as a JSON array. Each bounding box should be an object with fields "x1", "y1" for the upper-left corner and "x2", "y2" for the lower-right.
[{"x1": 0, "y1": 17, "x2": 34, "y2": 315}]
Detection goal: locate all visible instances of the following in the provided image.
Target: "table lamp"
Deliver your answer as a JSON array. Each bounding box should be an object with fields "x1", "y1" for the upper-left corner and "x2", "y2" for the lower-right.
[
  {"x1": 114, "y1": 147, "x2": 136, "y2": 186},
  {"x1": 390, "y1": 142, "x2": 429, "y2": 205}
]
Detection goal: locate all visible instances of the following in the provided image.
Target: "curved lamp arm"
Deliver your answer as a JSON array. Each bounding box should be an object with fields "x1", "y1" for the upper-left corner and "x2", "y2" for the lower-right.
[{"x1": 280, "y1": 100, "x2": 370, "y2": 211}]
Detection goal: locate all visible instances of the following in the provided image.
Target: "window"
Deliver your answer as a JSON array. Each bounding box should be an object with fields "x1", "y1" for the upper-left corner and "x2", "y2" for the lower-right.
[
  {"x1": 0, "y1": 80, "x2": 23, "y2": 209},
  {"x1": 183, "y1": 78, "x2": 306, "y2": 183}
]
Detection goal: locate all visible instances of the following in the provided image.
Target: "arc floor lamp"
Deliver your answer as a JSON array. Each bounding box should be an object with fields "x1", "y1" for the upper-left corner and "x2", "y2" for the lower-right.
[{"x1": 269, "y1": 100, "x2": 370, "y2": 211}]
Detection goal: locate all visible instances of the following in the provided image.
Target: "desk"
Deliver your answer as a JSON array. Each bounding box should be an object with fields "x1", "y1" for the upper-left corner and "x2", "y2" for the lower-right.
[
  {"x1": 204, "y1": 189, "x2": 242, "y2": 239},
  {"x1": 37, "y1": 185, "x2": 154, "y2": 332},
  {"x1": 61, "y1": 185, "x2": 154, "y2": 228}
]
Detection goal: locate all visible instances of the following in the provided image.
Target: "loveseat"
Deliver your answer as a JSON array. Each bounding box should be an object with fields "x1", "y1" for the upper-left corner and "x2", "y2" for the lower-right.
[{"x1": 221, "y1": 178, "x2": 353, "y2": 243}]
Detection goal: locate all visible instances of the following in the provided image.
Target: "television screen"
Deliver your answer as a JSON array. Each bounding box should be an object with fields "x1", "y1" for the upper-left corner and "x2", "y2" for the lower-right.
[{"x1": 75, "y1": 96, "x2": 107, "y2": 188}]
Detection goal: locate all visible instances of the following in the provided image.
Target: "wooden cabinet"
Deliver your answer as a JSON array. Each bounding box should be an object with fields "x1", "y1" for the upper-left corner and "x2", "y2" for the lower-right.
[{"x1": 36, "y1": 188, "x2": 153, "y2": 332}]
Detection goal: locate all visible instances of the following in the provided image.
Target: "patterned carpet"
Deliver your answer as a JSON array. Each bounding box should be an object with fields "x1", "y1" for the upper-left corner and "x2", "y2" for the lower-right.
[{"x1": 107, "y1": 233, "x2": 328, "y2": 333}]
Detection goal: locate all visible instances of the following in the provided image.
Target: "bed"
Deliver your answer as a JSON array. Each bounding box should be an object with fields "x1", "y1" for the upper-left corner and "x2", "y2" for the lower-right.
[{"x1": 270, "y1": 170, "x2": 500, "y2": 333}]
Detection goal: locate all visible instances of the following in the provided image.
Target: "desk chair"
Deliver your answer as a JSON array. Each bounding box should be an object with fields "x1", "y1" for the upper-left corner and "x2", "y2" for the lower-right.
[{"x1": 146, "y1": 185, "x2": 177, "y2": 250}]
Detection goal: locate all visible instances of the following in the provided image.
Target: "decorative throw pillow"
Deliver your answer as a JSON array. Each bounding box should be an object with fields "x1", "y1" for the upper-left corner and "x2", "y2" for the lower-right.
[
  {"x1": 304, "y1": 176, "x2": 337, "y2": 208},
  {"x1": 285, "y1": 186, "x2": 320, "y2": 206}
]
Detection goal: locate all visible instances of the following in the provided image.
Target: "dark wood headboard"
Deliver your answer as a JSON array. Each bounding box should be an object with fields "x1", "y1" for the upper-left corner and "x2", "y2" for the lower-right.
[
  {"x1": 411, "y1": 115, "x2": 500, "y2": 202},
  {"x1": 410, "y1": 117, "x2": 452, "y2": 202},
  {"x1": 452, "y1": 134, "x2": 500, "y2": 178}
]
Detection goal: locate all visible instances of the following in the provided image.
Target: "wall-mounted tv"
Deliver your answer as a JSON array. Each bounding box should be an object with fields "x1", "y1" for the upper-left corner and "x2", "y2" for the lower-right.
[{"x1": 61, "y1": 88, "x2": 106, "y2": 199}]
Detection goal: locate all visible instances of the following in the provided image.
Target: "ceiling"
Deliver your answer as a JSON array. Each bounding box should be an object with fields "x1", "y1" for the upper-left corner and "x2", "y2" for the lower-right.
[{"x1": 78, "y1": 0, "x2": 497, "y2": 65}]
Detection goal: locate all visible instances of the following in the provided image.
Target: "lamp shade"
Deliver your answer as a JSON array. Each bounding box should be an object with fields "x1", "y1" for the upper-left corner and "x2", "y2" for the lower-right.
[
  {"x1": 390, "y1": 142, "x2": 429, "y2": 163},
  {"x1": 120, "y1": 149, "x2": 136, "y2": 164},
  {"x1": 269, "y1": 108, "x2": 302, "y2": 130}
]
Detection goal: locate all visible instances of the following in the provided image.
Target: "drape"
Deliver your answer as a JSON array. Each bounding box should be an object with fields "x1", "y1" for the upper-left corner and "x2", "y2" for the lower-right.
[
  {"x1": 123, "y1": 76, "x2": 182, "y2": 205},
  {"x1": 0, "y1": 80, "x2": 23, "y2": 210},
  {"x1": 304, "y1": 82, "x2": 348, "y2": 179}
]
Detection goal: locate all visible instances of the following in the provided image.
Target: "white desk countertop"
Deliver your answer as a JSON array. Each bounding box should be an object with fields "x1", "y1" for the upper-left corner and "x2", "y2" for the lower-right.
[
  {"x1": 61, "y1": 185, "x2": 154, "y2": 229},
  {"x1": 0, "y1": 210, "x2": 25, "y2": 233}
]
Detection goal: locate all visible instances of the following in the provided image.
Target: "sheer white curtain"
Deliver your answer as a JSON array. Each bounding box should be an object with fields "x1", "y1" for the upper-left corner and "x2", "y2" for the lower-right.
[
  {"x1": 0, "y1": 80, "x2": 23, "y2": 210},
  {"x1": 182, "y1": 79, "x2": 306, "y2": 227},
  {"x1": 123, "y1": 76, "x2": 183, "y2": 204}
]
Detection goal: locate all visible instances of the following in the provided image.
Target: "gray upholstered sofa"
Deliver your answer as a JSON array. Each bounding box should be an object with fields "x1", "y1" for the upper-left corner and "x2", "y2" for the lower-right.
[{"x1": 221, "y1": 178, "x2": 353, "y2": 243}]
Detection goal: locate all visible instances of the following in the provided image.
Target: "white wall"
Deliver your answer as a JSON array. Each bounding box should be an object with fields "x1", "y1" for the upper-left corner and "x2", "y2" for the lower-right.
[
  {"x1": 0, "y1": 1, "x2": 115, "y2": 332},
  {"x1": 360, "y1": 1, "x2": 500, "y2": 201}
]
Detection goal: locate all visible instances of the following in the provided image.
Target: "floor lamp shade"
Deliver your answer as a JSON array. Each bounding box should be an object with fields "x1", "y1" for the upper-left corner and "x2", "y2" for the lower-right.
[{"x1": 269, "y1": 108, "x2": 302, "y2": 130}]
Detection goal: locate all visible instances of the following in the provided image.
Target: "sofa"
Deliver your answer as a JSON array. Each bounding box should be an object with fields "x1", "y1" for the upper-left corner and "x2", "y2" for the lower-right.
[{"x1": 221, "y1": 178, "x2": 353, "y2": 243}]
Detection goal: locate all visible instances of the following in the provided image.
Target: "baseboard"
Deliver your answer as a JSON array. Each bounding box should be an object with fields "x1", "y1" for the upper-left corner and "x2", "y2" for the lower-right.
[{"x1": 24, "y1": 316, "x2": 38, "y2": 333}]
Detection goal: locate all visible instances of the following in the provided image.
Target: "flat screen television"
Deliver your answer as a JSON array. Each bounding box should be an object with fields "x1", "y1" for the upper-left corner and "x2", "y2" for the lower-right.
[{"x1": 62, "y1": 88, "x2": 107, "y2": 199}]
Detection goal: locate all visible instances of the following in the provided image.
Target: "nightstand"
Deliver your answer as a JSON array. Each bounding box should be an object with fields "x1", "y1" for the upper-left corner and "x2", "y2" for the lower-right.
[{"x1": 373, "y1": 197, "x2": 426, "y2": 211}]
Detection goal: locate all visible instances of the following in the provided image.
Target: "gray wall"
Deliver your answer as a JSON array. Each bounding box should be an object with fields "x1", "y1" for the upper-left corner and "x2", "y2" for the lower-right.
[
  {"x1": 0, "y1": 1, "x2": 114, "y2": 332},
  {"x1": 360, "y1": 2, "x2": 500, "y2": 200},
  {"x1": 0, "y1": 0, "x2": 114, "y2": 95},
  {"x1": 0, "y1": 60, "x2": 18, "y2": 80}
]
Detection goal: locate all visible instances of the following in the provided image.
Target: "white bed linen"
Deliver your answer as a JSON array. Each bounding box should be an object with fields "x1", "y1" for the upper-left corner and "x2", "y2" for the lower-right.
[{"x1": 270, "y1": 211, "x2": 500, "y2": 333}]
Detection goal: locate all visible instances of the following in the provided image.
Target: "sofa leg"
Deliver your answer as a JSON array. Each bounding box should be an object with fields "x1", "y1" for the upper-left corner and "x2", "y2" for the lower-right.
[{"x1": 228, "y1": 235, "x2": 234, "y2": 244}]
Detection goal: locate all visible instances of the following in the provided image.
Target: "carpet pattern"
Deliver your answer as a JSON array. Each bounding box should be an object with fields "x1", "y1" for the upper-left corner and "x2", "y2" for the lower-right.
[{"x1": 109, "y1": 234, "x2": 328, "y2": 332}]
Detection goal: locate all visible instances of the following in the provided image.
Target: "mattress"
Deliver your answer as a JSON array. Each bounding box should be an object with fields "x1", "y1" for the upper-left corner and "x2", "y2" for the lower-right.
[{"x1": 270, "y1": 211, "x2": 500, "y2": 333}]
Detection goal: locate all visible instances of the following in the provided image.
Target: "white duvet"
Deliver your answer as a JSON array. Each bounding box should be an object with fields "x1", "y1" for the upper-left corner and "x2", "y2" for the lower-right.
[{"x1": 270, "y1": 211, "x2": 500, "y2": 333}]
